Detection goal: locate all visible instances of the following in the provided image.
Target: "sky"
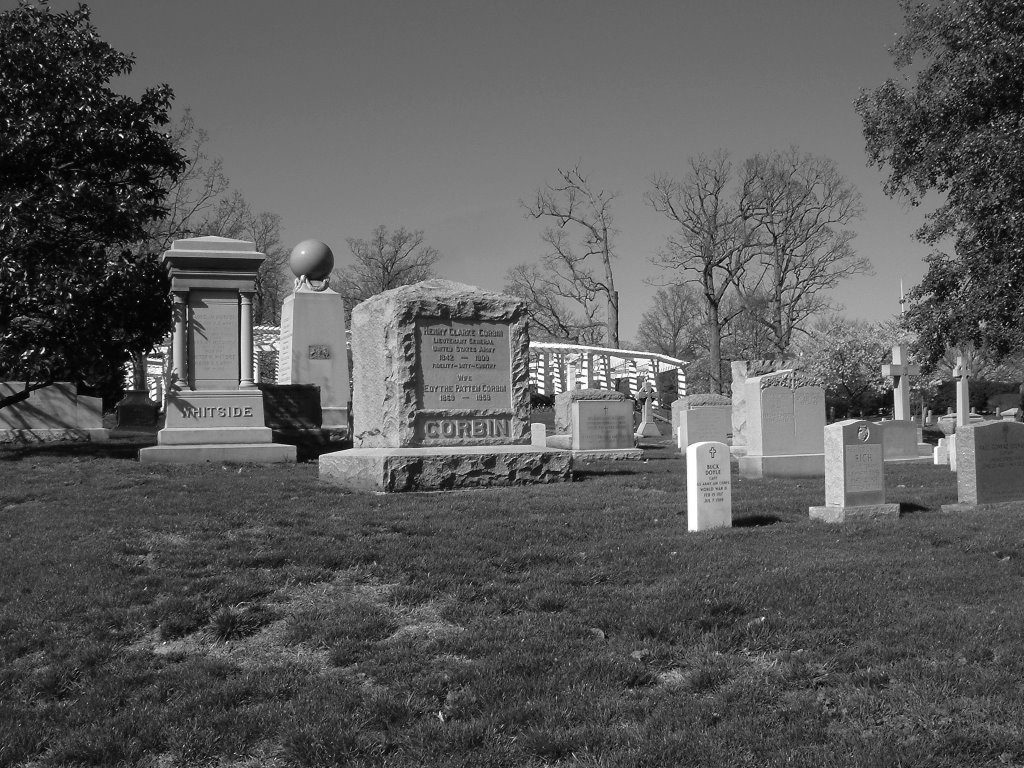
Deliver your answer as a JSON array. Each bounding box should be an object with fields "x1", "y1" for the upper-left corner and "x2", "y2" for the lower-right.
[{"x1": 25, "y1": 0, "x2": 934, "y2": 343}]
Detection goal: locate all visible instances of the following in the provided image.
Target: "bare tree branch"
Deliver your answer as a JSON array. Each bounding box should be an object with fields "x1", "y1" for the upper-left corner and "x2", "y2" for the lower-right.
[{"x1": 521, "y1": 163, "x2": 620, "y2": 346}]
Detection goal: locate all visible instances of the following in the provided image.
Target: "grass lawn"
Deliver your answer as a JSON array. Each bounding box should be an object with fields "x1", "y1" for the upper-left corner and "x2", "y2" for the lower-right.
[{"x1": 2, "y1": 437, "x2": 1023, "y2": 767}]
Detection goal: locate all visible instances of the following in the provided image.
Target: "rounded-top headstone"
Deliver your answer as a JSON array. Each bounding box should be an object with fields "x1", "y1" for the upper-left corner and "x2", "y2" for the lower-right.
[{"x1": 289, "y1": 239, "x2": 334, "y2": 280}]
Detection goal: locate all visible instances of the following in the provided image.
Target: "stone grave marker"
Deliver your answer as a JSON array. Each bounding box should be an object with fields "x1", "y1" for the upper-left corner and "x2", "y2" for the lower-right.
[
  {"x1": 933, "y1": 437, "x2": 948, "y2": 466},
  {"x1": 140, "y1": 236, "x2": 296, "y2": 464},
  {"x1": 738, "y1": 371, "x2": 825, "y2": 478},
  {"x1": 942, "y1": 421, "x2": 1024, "y2": 511},
  {"x1": 572, "y1": 399, "x2": 636, "y2": 452},
  {"x1": 0, "y1": 382, "x2": 107, "y2": 443},
  {"x1": 553, "y1": 388, "x2": 626, "y2": 435},
  {"x1": 730, "y1": 358, "x2": 791, "y2": 455},
  {"x1": 686, "y1": 441, "x2": 732, "y2": 531},
  {"x1": 277, "y1": 239, "x2": 351, "y2": 432},
  {"x1": 809, "y1": 420, "x2": 899, "y2": 523},
  {"x1": 672, "y1": 396, "x2": 731, "y2": 452},
  {"x1": 319, "y1": 279, "x2": 571, "y2": 491}
]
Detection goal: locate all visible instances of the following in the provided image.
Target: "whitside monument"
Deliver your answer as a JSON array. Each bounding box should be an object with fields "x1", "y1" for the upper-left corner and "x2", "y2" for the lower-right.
[
  {"x1": 139, "y1": 236, "x2": 296, "y2": 464},
  {"x1": 319, "y1": 280, "x2": 571, "y2": 491}
]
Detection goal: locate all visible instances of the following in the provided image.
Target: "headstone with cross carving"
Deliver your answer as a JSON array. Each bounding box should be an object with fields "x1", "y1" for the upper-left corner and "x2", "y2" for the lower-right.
[
  {"x1": 571, "y1": 399, "x2": 635, "y2": 451},
  {"x1": 686, "y1": 441, "x2": 732, "y2": 531},
  {"x1": 810, "y1": 419, "x2": 899, "y2": 523},
  {"x1": 954, "y1": 354, "x2": 972, "y2": 427}
]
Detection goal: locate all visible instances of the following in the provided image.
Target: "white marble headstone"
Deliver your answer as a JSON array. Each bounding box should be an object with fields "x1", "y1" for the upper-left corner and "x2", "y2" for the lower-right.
[{"x1": 686, "y1": 441, "x2": 732, "y2": 531}]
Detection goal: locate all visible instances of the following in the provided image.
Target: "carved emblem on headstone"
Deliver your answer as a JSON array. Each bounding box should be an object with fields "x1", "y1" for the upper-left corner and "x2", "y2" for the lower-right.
[
  {"x1": 857, "y1": 424, "x2": 870, "y2": 442},
  {"x1": 308, "y1": 344, "x2": 331, "y2": 360}
]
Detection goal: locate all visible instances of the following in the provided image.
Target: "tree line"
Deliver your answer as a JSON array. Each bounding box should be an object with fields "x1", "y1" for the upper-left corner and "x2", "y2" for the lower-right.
[{"x1": 4, "y1": 0, "x2": 1024, "y2": 414}]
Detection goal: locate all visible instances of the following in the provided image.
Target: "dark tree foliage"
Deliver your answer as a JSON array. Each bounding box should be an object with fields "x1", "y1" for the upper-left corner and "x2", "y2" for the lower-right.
[
  {"x1": 0, "y1": 2, "x2": 183, "y2": 408},
  {"x1": 856, "y1": 0, "x2": 1024, "y2": 366}
]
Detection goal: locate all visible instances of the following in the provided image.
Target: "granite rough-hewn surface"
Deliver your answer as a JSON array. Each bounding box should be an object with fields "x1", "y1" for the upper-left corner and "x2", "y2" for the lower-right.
[
  {"x1": 351, "y1": 280, "x2": 530, "y2": 448},
  {"x1": 319, "y1": 446, "x2": 572, "y2": 492},
  {"x1": 554, "y1": 388, "x2": 627, "y2": 434}
]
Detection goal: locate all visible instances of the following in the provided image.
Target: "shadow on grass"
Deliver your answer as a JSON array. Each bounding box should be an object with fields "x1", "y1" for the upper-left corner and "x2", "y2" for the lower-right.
[
  {"x1": 0, "y1": 439, "x2": 149, "y2": 462},
  {"x1": 573, "y1": 468, "x2": 641, "y2": 479},
  {"x1": 733, "y1": 514, "x2": 781, "y2": 527},
  {"x1": 898, "y1": 502, "x2": 930, "y2": 515}
]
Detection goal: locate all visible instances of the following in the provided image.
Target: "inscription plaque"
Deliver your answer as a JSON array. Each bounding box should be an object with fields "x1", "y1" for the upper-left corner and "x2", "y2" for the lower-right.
[
  {"x1": 844, "y1": 444, "x2": 883, "y2": 494},
  {"x1": 572, "y1": 400, "x2": 634, "y2": 450},
  {"x1": 188, "y1": 289, "x2": 239, "y2": 389},
  {"x1": 687, "y1": 441, "x2": 732, "y2": 531},
  {"x1": 417, "y1": 319, "x2": 512, "y2": 410}
]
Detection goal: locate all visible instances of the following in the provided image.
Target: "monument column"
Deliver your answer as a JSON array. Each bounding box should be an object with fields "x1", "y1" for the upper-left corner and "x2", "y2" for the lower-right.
[
  {"x1": 171, "y1": 291, "x2": 189, "y2": 389},
  {"x1": 239, "y1": 291, "x2": 255, "y2": 388},
  {"x1": 954, "y1": 354, "x2": 971, "y2": 427}
]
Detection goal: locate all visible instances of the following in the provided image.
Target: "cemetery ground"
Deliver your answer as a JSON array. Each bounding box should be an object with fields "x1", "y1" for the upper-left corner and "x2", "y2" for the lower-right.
[{"x1": 3, "y1": 437, "x2": 1024, "y2": 767}]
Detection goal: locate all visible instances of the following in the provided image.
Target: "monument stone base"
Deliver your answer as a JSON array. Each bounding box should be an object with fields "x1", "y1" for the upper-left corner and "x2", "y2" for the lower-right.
[
  {"x1": 635, "y1": 420, "x2": 661, "y2": 438},
  {"x1": 319, "y1": 445, "x2": 572, "y2": 492},
  {"x1": 739, "y1": 453, "x2": 824, "y2": 479},
  {"x1": 809, "y1": 503, "x2": 900, "y2": 523},
  {"x1": 139, "y1": 443, "x2": 297, "y2": 464},
  {"x1": 544, "y1": 433, "x2": 642, "y2": 461},
  {"x1": 139, "y1": 389, "x2": 296, "y2": 464}
]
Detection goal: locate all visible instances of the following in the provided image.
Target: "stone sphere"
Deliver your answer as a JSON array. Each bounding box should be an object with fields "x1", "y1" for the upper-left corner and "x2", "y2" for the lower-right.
[{"x1": 289, "y1": 239, "x2": 334, "y2": 280}]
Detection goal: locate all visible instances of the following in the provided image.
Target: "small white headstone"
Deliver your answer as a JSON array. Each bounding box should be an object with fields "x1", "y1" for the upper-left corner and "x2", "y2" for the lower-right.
[
  {"x1": 531, "y1": 423, "x2": 547, "y2": 447},
  {"x1": 686, "y1": 441, "x2": 732, "y2": 531}
]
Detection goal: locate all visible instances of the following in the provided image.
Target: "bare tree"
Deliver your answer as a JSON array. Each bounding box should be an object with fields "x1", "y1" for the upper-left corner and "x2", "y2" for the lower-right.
[
  {"x1": 634, "y1": 283, "x2": 705, "y2": 358},
  {"x1": 738, "y1": 147, "x2": 870, "y2": 353},
  {"x1": 133, "y1": 109, "x2": 229, "y2": 257},
  {"x1": 200, "y1": 192, "x2": 290, "y2": 324},
  {"x1": 504, "y1": 262, "x2": 605, "y2": 344},
  {"x1": 645, "y1": 151, "x2": 755, "y2": 393},
  {"x1": 522, "y1": 164, "x2": 620, "y2": 347},
  {"x1": 133, "y1": 112, "x2": 290, "y2": 324},
  {"x1": 333, "y1": 225, "x2": 441, "y2": 310}
]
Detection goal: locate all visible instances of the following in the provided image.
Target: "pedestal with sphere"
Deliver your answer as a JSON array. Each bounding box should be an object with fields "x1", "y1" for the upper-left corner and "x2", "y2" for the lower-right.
[{"x1": 276, "y1": 240, "x2": 350, "y2": 431}]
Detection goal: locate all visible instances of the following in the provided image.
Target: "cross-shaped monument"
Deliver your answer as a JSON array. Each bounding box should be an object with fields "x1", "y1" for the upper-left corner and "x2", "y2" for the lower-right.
[
  {"x1": 635, "y1": 381, "x2": 660, "y2": 437},
  {"x1": 953, "y1": 353, "x2": 971, "y2": 427},
  {"x1": 881, "y1": 344, "x2": 920, "y2": 421}
]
